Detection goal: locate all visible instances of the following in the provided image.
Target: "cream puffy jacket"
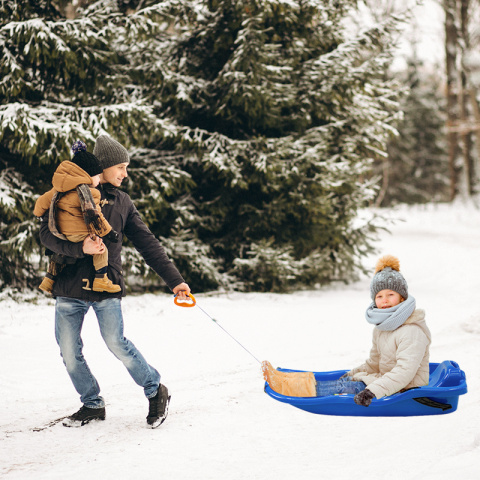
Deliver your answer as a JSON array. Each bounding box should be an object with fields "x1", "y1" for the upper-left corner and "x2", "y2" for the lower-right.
[{"x1": 348, "y1": 309, "x2": 431, "y2": 399}]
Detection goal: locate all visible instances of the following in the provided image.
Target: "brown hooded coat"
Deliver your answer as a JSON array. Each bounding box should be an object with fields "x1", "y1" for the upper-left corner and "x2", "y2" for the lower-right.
[{"x1": 34, "y1": 161, "x2": 112, "y2": 237}]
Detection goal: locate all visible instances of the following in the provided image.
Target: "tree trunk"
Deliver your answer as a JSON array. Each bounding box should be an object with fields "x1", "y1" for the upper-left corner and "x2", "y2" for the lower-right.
[
  {"x1": 444, "y1": 0, "x2": 460, "y2": 200},
  {"x1": 469, "y1": 88, "x2": 480, "y2": 173},
  {"x1": 459, "y1": 0, "x2": 475, "y2": 195}
]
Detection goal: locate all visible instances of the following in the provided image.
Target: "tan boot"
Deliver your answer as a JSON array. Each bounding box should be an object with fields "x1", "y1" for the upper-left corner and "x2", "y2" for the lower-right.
[
  {"x1": 39, "y1": 277, "x2": 54, "y2": 294},
  {"x1": 262, "y1": 360, "x2": 316, "y2": 397},
  {"x1": 92, "y1": 274, "x2": 121, "y2": 293}
]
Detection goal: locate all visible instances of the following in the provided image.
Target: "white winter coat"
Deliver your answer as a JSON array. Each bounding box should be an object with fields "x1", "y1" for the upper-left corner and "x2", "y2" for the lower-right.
[{"x1": 348, "y1": 309, "x2": 431, "y2": 399}]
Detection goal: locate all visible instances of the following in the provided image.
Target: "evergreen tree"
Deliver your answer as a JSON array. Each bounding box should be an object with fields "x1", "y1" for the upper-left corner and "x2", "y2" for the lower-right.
[
  {"x1": 0, "y1": 0, "x2": 195, "y2": 290},
  {"x1": 1, "y1": 0, "x2": 404, "y2": 292},
  {"x1": 152, "y1": 0, "x2": 404, "y2": 290}
]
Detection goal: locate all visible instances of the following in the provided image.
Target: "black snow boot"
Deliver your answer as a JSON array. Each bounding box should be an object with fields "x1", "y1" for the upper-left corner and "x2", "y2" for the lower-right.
[
  {"x1": 147, "y1": 384, "x2": 170, "y2": 428},
  {"x1": 62, "y1": 405, "x2": 106, "y2": 427}
]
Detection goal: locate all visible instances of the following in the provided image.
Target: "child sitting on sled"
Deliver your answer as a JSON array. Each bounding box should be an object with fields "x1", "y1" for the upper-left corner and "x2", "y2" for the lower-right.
[
  {"x1": 262, "y1": 255, "x2": 432, "y2": 407},
  {"x1": 34, "y1": 141, "x2": 120, "y2": 294}
]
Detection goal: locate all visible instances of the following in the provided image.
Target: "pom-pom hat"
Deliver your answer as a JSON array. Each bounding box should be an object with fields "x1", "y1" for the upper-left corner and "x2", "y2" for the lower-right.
[
  {"x1": 93, "y1": 135, "x2": 130, "y2": 169},
  {"x1": 370, "y1": 255, "x2": 408, "y2": 300},
  {"x1": 70, "y1": 140, "x2": 103, "y2": 177}
]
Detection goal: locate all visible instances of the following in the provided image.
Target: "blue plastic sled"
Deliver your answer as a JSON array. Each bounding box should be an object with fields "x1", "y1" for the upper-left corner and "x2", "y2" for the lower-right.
[{"x1": 264, "y1": 360, "x2": 467, "y2": 417}]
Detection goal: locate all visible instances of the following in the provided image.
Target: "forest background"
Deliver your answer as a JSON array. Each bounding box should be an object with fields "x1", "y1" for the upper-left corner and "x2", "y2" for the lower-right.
[{"x1": 1, "y1": 0, "x2": 479, "y2": 295}]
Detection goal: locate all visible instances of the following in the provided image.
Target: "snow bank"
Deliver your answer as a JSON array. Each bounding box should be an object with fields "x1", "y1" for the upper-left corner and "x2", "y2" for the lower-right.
[{"x1": 1, "y1": 201, "x2": 479, "y2": 479}]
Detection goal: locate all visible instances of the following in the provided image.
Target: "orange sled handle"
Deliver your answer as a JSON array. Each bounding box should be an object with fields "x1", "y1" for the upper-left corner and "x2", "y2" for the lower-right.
[{"x1": 174, "y1": 292, "x2": 196, "y2": 307}]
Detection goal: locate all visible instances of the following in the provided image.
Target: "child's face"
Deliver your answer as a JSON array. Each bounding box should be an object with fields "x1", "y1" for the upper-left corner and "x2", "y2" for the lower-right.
[
  {"x1": 91, "y1": 174, "x2": 101, "y2": 187},
  {"x1": 374, "y1": 289, "x2": 404, "y2": 309}
]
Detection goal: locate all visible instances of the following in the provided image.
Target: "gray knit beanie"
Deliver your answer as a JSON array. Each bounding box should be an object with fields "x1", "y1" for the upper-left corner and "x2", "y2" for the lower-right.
[
  {"x1": 93, "y1": 135, "x2": 130, "y2": 169},
  {"x1": 370, "y1": 255, "x2": 408, "y2": 300}
]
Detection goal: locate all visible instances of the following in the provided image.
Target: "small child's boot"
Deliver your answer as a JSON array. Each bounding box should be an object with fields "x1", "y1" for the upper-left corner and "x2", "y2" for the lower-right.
[
  {"x1": 262, "y1": 360, "x2": 316, "y2": 397},
  {"x1": 39, "y1": 276, "x2": 55, "y2": 294},
  {"x1": 39, "y1": 260, "x2": 62, "y2": 293},
  {"x1": 92, "y1": 274, "x2": 121, "y2": 293}
]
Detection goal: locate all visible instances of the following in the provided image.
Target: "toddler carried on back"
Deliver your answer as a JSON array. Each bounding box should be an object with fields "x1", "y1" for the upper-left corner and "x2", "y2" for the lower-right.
[{"x1": 34, "y1": 141, "x2": 120, "y2": 294}]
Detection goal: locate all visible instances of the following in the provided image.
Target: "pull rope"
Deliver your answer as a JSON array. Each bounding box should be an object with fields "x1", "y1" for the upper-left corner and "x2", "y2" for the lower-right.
[
  {"x1": 195, "y1": 303, "x2": 262, "y2": 365},
  {"x1": 175, "y1": 294, "x2": 262, "y2": 365}
]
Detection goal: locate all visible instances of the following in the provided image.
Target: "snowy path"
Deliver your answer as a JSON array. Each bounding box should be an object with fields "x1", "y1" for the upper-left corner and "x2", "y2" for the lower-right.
[{"x1": 1, "y1": 202, "x2": 479, "y2": 479}]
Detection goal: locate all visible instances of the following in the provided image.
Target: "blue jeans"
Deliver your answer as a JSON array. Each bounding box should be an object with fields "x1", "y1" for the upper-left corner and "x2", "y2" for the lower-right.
[
  {"x1": 55, "y1": 297, "x2": 160, "y2": 408},
  {"x1": 315, "y1": 377, "x2": 366, "y2": 397}
]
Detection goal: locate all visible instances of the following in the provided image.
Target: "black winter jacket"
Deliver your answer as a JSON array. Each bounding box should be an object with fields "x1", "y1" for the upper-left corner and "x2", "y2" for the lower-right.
[{"x1": 39, "y1": 183, "x2": 185, "y2": 301}]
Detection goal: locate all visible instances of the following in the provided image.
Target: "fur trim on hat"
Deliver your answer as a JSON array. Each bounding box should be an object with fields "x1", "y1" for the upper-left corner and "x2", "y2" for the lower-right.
[{"x1": 374, "y1": 255, "x2": 400, "y2": 274}]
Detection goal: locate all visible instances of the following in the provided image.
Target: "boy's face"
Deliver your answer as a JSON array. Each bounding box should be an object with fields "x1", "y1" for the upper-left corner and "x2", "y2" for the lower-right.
[
  {"x1": 374, "y1": 289, "x2": 404, "y2": 309},
  {"x1": 100, "y1": 163, "x2": 129, "y2": 187},
  {"x1": 91, "y1": 174, "x2": 100, "y2": 187}
]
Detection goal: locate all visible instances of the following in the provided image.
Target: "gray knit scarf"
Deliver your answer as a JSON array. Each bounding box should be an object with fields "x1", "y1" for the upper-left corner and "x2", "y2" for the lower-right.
[
  {"x1": 48, "y1": 184, "x2": 102, "y2": 240},
  {"x1": 365, "y1": 295, "x2": 416, "y2": 332}
]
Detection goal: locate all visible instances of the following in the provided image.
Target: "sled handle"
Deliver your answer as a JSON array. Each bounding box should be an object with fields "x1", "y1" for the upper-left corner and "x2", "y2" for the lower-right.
[
  {"x1": 174, "y1": 292, "x2": 196, "y2": 307},
  {"x1": 413, "y1": 397, "x2": 452, "y2": 411}
]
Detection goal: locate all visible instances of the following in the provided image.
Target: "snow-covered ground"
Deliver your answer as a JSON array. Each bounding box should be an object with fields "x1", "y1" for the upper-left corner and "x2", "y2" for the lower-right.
[{"x1": 1, "y1": 201, "x2": 479, "y2": 480}]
